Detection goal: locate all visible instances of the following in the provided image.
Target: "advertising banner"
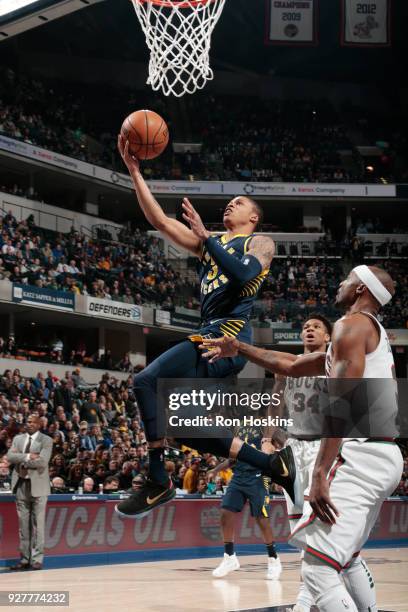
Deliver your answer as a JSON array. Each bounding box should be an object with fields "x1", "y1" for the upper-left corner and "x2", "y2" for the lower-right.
[
  {"x1": 12, "y1": 284, "x2": 75, "y2": 312},
  {"x1": 0, "y1": 135, "x2": 396, "y2": 198},
  {"x1": 86, "y1": 297, "x2": 143, "y2": 324},
  {"x1": 0, "y1": 497, "x2": 405, "y2": 562}
]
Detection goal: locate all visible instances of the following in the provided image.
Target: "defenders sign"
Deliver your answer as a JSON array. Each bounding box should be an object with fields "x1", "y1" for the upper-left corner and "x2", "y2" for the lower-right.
[
  {"x1": 86, "y1": 297, "x2": 143, "y2": 324},
  {"x1": 267, "y1": 0, "x2": 318, "y2": 45},
  {"x1": 12, "y1": 284, "x2": 75, "y2": 311}
]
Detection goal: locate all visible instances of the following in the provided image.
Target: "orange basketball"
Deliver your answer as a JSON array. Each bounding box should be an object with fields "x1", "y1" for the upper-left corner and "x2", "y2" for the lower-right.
[{"x1": 120, "y1": 109, "x2": 169, "y2": 160}]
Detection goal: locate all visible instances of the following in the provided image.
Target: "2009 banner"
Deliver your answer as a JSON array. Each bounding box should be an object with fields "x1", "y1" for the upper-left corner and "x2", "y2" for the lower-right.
[
  {"x1": 266, "y1": 0, "x2": 318, "y2": 45},
  {"x1": 342, "y1": 0, "x2": 391, "y2": 46}
]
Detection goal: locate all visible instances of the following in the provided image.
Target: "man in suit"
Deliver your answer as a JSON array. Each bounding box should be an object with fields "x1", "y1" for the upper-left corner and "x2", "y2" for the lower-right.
[{"x1": 7, "y1": 414, "x2": 52, "y2": 570}]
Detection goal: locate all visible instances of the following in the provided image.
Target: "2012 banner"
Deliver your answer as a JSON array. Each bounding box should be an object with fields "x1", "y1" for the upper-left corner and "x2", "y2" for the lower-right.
[
  {"x1": 266, "y1": 0, "x2": 318, "y2": 45},
  {"x1": 342, "y1": 0, "x2": 391, "y2": 46}
]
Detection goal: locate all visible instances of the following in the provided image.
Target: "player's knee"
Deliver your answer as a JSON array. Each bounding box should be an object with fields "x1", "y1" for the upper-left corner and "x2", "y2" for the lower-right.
[
  {"x1": 133, "y1": 367, "x2": 155, "y2": 390},
  {"x1": 301, "y1": 558, "x2": 340, "y2": 601}
]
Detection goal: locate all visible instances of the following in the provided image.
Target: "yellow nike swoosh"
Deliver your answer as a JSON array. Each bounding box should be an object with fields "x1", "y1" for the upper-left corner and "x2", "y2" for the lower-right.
[
  {"x1": 146, "y1": 490, "x2": 169, "y2": 505},
  {"x1": 280, "y1": 456, "x2": 289, "y2": 478}
]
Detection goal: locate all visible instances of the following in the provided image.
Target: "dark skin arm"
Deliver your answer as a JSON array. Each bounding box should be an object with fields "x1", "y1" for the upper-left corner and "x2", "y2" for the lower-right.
[
  {"x1": 200, "y1": 336, "x2": 326, "y2": 376},
  {"x1": 309, "y1": 316, "x2": 367, "y2": 524}
]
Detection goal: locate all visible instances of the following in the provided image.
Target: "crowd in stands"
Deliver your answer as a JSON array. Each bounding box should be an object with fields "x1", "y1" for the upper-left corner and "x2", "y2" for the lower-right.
[
  {"x1": 1, "y1": 67, "x2": 406, "y2": 183},
  {"x1": 0, "y1": 367, "x2": 406, "y2": 497},
  {"x1": 1, "y1": 206, "x2": 407, "y2": 330},
  {"x1": 0, "y1": 208, "x2": 196, "y2": 311}
]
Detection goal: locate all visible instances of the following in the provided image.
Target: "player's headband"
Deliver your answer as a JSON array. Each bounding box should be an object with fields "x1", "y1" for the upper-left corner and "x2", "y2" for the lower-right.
[{"x1": 353, "y1": 265, "x2": 392, "y2": 306}]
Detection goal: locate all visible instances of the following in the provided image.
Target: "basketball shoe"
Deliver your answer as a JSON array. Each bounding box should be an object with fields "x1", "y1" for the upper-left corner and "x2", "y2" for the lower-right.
[
  {"x1": 212, "y1": 553, "x2": 240, "y2": 578},
  {"x1": 115, "y1": 478, "x2": 176, "y2": 517},
  {"x1": 267, "y1": 446, "x2": 302, "y2": 508},
  {"x1": 266, "y1": 557, "x2": 282, "y2": 580}
]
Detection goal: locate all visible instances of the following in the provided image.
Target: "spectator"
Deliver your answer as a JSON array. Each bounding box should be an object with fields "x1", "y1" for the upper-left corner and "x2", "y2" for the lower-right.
[
  {"x1": 82, "y1": 476, "x2": 95, "y2": 493},
  {"x1": 103, "y1": 475, "x2": 119, "y2": 493},
  {"x1": 51, "y1": 476, "x2": 66, "y2": 493},
  {"x1": 182, "y1": 458, "x2": 201, "y2": 494}
]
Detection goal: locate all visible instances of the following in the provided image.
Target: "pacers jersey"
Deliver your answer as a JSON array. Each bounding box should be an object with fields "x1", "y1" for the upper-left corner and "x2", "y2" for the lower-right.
[
  {"x1": 325, "y1": 312, "x2": 398, "y2": 440},
  {"x1": 199, "y1": 234, "x2": 269, "y2": 331},
  {"x1": 232, "y1": 426, "x2": 266, "y2": 486}
]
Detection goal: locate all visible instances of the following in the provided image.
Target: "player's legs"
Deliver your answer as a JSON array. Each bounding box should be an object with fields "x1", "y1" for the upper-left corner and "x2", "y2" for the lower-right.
[
  {"x1": 284, "y1": 439, "x2": 318, "y2": 611},
  {"x1": 116, "y1": 338, "x2": 302, "y2": 517},
  {"x1": 249, "y1": 479, "x2": 281, "y2": 580},
  {"x1": 212, "y1": 508, "x2": 241, "y2": 577},
  {"x1": 213, "y1": 485, "x2": 245, "y2": 578},
  {"x1": 342, "y1": 554, "x2": 378, "y2": 612},
  {"x1": 291, "y1": 441, "x2": 403, "y2": 610},
  {"x1": 301, "y1": 557, "x2": 358, "y2": 612}
]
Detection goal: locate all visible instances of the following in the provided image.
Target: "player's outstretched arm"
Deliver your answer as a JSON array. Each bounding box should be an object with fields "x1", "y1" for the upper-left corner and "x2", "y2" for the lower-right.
[
  {"x1": 200, "y1": 337, "x2": 325, "y2": 376},
  {"x1": 118, "y1": 136, "x2": 202, "y2": 256}
]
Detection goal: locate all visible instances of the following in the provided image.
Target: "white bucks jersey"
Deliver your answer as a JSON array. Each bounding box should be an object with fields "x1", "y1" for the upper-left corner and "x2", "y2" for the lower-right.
[
  {"x1": 284, "y1": 359, "x2": 328, "y2": 439},
  {"x1": 326, "y1": 312, "x2": 398, "y2": 439}
]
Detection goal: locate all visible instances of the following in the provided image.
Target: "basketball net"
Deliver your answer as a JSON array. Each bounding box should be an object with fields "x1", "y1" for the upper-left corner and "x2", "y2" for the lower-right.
[{"x1": 131, "y1": 0, "x2": 226, "y2": 97}]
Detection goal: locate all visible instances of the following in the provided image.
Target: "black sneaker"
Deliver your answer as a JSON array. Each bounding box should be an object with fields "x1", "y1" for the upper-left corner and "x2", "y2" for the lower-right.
[
  {"x1": 114, "y1": 479, "x2": 176, "y2": 518},
  {"x1": 266, "y1": 446, "x2": 302, "y2": 508}
]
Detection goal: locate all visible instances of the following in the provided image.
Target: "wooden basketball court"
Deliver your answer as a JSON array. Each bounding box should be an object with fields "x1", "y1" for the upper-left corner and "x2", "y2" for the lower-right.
[{"x1": 1, "y1": 548, "x2": 407, "y2": 611}]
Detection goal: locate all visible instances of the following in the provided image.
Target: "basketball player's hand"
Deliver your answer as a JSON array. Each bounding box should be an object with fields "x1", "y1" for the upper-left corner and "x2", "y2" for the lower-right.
[
  {"x1": 261, "y1": 440, "x2": 275, "y2": 454},
  {"x1": 117, "y1": 134, "x2": 140, "y2": 172},
  {"x1": 199, "y1": 336, "x2": 240, "y2": 362},
  {"x1": 181, "y1": 198, "x2": 210, "y2": 241},
  {"x1": 309, "y1": 474, "x2": 339, "y2": 524},
  {"x1": 29, "y1": 453, "x2": 40, "y2": 460}
]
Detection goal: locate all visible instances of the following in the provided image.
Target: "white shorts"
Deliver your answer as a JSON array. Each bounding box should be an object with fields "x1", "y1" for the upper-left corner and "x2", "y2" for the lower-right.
[
  {"x1": 283, "y1": 438, "x2": 321, "y2": 531},
  {"x1": 289, "y1": 439, "x2": 403, "y2": 571}
]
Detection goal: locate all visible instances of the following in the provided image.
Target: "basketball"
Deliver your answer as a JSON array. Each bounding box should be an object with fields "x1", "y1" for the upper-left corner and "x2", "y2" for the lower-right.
[{"x1": 120, "y1": 109, "x2": 169, "y2": 160}]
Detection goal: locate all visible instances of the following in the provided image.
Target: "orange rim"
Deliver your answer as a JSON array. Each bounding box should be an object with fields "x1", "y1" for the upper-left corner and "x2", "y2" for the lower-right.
[{"x1": 134, "y1": 0, "x2": 216, "y2": 7}]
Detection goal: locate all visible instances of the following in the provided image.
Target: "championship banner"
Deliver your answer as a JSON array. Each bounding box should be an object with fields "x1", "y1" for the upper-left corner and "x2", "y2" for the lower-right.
[
  {"x1": 266, "y1": 0, "x2": 318, "y2": 45},
  {"x1": 342, "y1": 0, "x2": 391, "y2": 46},
  {"x1": 12, "y1": 283, "x2": 75, "y2": 312},
  {"x1": 86, "y1": 296, "x2": 143, "y2": 324}
]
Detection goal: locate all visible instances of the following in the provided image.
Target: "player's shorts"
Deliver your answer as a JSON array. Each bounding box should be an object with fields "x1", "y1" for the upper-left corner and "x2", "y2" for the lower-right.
[
  {"x1": 289, "y1": 439, "x2": 403, "y2": 571},
  {"x1": 283, "y1": 438, "x2": 321, "y2": 531},
  {"x1": 222, "y1": 477, "x2": 270, "y2": 518},
  {"x1": 188, "y1": 317, "x2": 251, "y2": 377}
]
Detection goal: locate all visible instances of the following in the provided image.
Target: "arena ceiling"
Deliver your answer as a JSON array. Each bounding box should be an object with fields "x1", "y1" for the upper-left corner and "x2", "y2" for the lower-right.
[{"x1": 1, "y1": 0, "x2": 408, "y2": 86}]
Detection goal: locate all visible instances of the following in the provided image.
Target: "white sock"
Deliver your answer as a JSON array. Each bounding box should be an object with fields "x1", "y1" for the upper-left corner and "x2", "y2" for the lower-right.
[
  {"x1": 302, "y1": 558, "x2": 358, "y2": 612},
  {"x1": 342, "y1": 555, "x2": 378, "y2": 612}
]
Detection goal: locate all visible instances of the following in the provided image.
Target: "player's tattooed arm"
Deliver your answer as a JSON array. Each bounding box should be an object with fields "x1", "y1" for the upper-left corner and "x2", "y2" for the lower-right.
[
  {"x1": 245, "y1": 235, "x2": 275, "y2": 270},
  {"x1": 118, "y1": 136, "x2": 202, "y2": 256}
]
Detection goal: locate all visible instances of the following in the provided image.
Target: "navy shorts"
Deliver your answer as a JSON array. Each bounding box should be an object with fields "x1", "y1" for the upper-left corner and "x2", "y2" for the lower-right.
[{"x1": 222, "y1": 477, "x2": 270, "y2": 518}]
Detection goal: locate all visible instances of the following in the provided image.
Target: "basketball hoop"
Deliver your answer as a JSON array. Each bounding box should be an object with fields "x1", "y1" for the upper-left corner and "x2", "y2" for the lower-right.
[{"x1": 131, "y1": 0, "x2": 226, "y2": 97}]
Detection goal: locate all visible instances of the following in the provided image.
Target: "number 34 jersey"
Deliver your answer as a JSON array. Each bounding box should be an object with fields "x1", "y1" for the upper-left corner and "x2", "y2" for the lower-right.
[{"x1": 284, "y1": 360, "x2": 328, "y2": 439}]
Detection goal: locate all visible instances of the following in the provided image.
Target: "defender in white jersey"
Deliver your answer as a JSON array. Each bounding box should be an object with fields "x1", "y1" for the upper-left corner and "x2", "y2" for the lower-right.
[
  {"x1": 201, "y1": 265, "x2": 403, "y2": 612},
  {"x1": 289, "y1": 266, "x2": 403, "y2": 612},
  {"x1": 282, "y1": 315, "x2": 331, "y2": 612}
]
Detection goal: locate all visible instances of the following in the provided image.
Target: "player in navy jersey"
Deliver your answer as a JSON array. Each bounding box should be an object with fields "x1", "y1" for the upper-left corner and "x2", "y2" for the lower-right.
[
  {"x1": 115, "y1": 137, "x2": 301, "y2": 518},
  {"x1": 211, "y1": 426, "x2": 285, "y2": 581}
]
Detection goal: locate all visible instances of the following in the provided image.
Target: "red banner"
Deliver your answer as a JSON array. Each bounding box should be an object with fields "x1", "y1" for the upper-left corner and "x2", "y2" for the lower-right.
[{"x1": 0, "y1": 498, "x2": 406, "y2": 560}]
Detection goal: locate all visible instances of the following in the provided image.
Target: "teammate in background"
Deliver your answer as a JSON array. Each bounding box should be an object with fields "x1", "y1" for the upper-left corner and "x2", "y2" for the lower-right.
[
  {"x1": 201, "y1": 265, "x2": 403, "y2": 612},
  {"x1": 211, "y1": 428, "x2": 286, "y2": 581},
  {"x1": 115, "y1": 136, "x2": 300, "y2": 518}
]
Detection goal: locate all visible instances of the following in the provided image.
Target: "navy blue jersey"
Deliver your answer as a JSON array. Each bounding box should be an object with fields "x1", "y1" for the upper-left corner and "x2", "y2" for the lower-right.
[
  {"x1": 199, "y1": 234, "x2": 269, "y2": 328},
  {"x1": 231, "y1": 425, "x2": 265, "y2": 486}
]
